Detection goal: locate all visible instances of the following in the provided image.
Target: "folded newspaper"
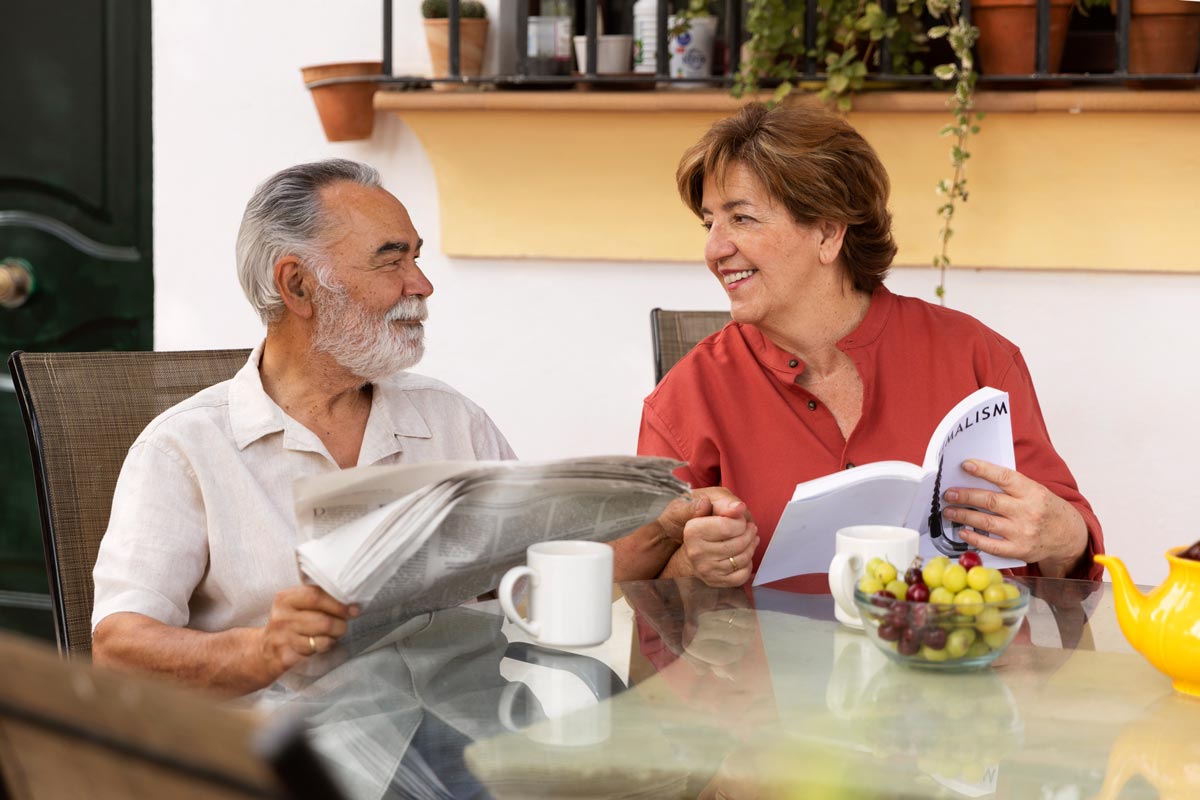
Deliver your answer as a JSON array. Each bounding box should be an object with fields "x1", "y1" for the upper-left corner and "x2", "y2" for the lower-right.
[{"x1": 292, "y1": 456, "x2": 688, "y2": 620}]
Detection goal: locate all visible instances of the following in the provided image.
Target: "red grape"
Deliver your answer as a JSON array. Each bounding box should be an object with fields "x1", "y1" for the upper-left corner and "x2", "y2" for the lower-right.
[
  {"x1": 872, "y1": 590, "x2": 896, "y2": 607},
  {"x1": 1181, "y1": 539, "x2": 1200, "y2": 561},
  {"x1": 878, "y1": 623, "x2": 901, "y2": 642},
  {"x1": 906, "y1": 583, "x2": 930, "y2": 603},
  {"x1": 959, "y1": 551, "x2": 983, "y2": 570},
  {"x1": 922, "y1": 627, "x2": 948, "y2": 650},
  {"x1": 898, "y1": 629, "x2": 921, "y2": 656}
]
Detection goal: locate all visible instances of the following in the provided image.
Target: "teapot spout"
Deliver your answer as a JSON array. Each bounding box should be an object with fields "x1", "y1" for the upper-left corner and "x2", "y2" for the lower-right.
[{"x1": 1095, "y1": 554, "x2": 1147, "y2": 649}]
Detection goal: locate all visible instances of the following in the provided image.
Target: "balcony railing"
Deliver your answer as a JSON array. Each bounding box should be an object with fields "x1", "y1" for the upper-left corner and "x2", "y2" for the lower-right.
[{"x1": 355, "y1": 0, "x2": 1200, "y2": 92}]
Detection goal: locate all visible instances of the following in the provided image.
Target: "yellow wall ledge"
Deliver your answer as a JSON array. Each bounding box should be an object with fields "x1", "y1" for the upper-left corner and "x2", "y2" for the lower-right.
[{"x1": 377, "y1": 89, "x2": 1200, "y2": 271}]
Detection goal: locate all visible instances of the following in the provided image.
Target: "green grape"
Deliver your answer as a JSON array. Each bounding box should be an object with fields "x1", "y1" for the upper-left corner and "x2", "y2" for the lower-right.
[
  {"x1": 873, "y1": 559, "x2": 898, "y2": 584},
  {"x1": 966, "y1": 566, "x2": 992, "y2": 592},
  {"x1": 982, "y1": 583, "x2": 1007, "y2": 604},
  {"x1": 921, "y1": 645, "x2": 949, "y2": 662},
  {"x1": 942, "y1": 563, "x2": 968, "y2": 593},
  {"x1": 987, "y1": 568, "x2": 1004, "y2": 586},
  {"x1": 983, "y1": 627, "x2": 1011, "y2": 649},
  {"x1": 859, "y1": 576, "x2": 885, "y2": 595},
  {"x1": 865, "y1": 557, "x2": 885, "y2": 577},
  {"x1": 886, "y1": 579, "x2": 908, "y2": 599},
  {"x1": 929, "y1": 586, "x2": 956, "y2": 606},
  {"x1": 923, "y1": 556, "x2": 949, "y2": 589},
  {"x1": 975, "y1": 606, "x2": 1004, "y2": 634},
  {"x1": 946, "y1": 627, "x2": 976, "y2": 659},
  {"x1": 953, "y1": 588, "x2": 984, "y2": 616},
  {"x1": 968, "y1": 640, "x2": 991, "y2": 658}
]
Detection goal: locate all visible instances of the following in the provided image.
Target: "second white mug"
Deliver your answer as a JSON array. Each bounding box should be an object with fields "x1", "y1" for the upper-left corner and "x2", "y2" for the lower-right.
[
  {"x1": 828, "y1": 525, "x2": 919, "y2": 629},
  {"x1": 498, "y1": 540, "x2": 613, "y2": 647}
]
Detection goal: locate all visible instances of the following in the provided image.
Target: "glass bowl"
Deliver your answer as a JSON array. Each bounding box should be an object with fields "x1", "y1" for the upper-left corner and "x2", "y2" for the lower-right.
[{"x1": 853, "y1": 580, "x2": 1030, "y2": 670}]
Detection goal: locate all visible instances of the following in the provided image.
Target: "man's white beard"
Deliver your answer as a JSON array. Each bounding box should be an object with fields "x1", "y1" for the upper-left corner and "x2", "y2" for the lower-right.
[{"x1": 312, "y1": 287, "x2": 427, "y2": 382}]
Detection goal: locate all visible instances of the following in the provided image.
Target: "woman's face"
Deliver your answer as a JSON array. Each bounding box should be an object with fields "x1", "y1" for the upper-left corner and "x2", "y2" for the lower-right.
[{"x1": 700, "y1": 163, "x2": 829, "y2": 332}]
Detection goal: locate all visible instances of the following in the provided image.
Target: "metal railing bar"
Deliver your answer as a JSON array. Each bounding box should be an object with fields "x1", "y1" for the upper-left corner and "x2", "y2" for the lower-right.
[
  {"x1": 656, "y1": 0, "x2": 669, "y2": 79},
  {"x1": 1116, "y1": 0, "x2": 1130, "y2": 75},
  {"x1": 1036, "y1": 0, "x2": 1050, "y2": 75},
  {"x1": 516, "y1": 0, "x2": 528, "y2": 76},
  {"x1": 585, "y1": 0, "x2": 598, "y2": 77},
  {"x1": 804, "y1": 0, "x2": 818, "y2": 79},
  {"x1": 878, "y1": 0, "x2": 894, "y2": 78},
  {"x1": 449, "y1": 0, "x2": 461, "y2": 77},
  {"x1": 383, "y1": 0, "x2": 393, "y2": 77},
  {"x1": 726, "y1": 0, "x2": 742, "y2": 78}
]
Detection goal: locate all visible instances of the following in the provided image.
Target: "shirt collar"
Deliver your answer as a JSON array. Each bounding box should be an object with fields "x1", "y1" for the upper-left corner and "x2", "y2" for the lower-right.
[
  {"x1": 229, "y1": 341, "x2": 434, "y2": 465},
  {"x1": 742, "y1": 284, "x2": 895, "y2": 380}
]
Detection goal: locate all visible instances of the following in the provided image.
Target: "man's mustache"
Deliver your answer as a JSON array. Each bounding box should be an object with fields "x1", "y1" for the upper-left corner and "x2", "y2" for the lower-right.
[{"x1": 386, "y1": 297, "x2": 427, "y2": 323}]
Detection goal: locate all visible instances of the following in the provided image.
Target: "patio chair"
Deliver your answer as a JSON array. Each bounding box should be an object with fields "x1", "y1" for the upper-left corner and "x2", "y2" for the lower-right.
[
  {"x1": 649, "y1": 308, "x2": 730, "y2": 384},
  {"x1": 0, "y1": 629, "x2": 343, "y2": 800},
  {"x1": 7, "y1": 349, "x2": 251, "y2": 657}
]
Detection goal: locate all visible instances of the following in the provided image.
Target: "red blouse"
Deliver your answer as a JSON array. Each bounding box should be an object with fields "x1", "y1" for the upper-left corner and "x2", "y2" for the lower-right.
[{"x1": 638, "y1": 286, "x2": 1103, "y2": 583}]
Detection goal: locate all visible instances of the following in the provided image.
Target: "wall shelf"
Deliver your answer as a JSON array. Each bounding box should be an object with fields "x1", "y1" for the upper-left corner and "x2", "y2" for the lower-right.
[{"x1": 377, "y1": 89, "x2": 1200, "y2": 271}]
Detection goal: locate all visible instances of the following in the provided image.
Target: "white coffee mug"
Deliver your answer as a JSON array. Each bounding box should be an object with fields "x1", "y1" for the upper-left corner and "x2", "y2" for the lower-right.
[
  {"x1": 828, "y1": 525, "x2": 919, "y2": 629},
  {"x1": 499, "y1": 541, "x2": 613, "y2": 647},
  {"x1": 497, "y1": 668, "x2": 611, "y2": 747}
]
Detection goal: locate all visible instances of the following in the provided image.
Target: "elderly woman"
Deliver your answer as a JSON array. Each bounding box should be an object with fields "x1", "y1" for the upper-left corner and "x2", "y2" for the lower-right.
[{"x1": 614, "y1": 101, "x2": 1102, "y2": 590}]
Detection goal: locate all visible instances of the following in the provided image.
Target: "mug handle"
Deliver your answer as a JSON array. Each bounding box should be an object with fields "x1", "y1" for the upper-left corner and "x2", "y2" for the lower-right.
[
  {"x1": 828, "y1": 552, "x2": 862, "y2": 619},
  {"x1": 498, "y1": 565, "x2": 541, "y2": 639}
]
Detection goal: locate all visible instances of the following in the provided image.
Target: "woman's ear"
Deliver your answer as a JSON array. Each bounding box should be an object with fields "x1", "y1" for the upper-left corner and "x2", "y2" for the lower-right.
[
  {"x1": 275, "y1": 256, "x2": 315, "y2": 319},
  {"x1": 817, "y1": 221, "x2": 848, "y2": 265}
]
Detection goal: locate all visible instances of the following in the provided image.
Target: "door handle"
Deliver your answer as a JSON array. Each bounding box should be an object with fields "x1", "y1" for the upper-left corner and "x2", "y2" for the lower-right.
[{"x1": 0, "y1": 258, "x2": 34, "y2": 308}]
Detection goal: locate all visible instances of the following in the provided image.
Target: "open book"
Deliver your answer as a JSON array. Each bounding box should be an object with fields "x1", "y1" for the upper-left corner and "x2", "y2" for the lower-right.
[
  {"x1": 292, "y1": 456, "x2": 688, "y2": 641},
  {"x1": 753, "y1": 387, "x2": 1024, "y2": 586}
]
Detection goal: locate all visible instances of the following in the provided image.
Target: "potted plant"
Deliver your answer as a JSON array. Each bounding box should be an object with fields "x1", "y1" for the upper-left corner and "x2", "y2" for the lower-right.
[
  {"x1": 1123, "y1": 0, "x2": 1200, "y2": 74},
  {"x1": 301, "y1": 61, "x2": 383, "y2": 142},
  {"x1": 422, "y1": 0, "x2": 489, "y2": 89}
]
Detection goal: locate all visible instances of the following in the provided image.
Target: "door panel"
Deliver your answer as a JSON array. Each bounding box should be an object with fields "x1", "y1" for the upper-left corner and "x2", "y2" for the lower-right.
[{"x1": 0, "y1": 0, "x2": 153, "y2": 640}]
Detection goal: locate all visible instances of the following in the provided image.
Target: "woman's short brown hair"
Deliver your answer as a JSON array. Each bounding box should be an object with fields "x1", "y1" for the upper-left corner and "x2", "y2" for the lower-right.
[{"x1": 676, "y1": 101, "x2": 897, "y2": 293}]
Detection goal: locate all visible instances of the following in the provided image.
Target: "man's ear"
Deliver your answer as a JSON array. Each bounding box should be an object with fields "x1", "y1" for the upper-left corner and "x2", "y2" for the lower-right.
[
  {"x1": 275, "y1": 256, "x2": 315, "y2": 319},
  {"x1": 817, "y1": 220, "x2": 848, "y2": 265}
]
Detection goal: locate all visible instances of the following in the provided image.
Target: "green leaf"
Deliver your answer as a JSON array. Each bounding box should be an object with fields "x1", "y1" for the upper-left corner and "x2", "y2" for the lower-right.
[
  {"x1": 933, "y1": 64, "x2": 957, "y2": 81},
  {"x1": 772, "y1": 81, "x2": 795, "y2": 105},
  {"x1": 827, "y1": 73, "x2": 850, "y2": 95},
  {"x1": 928, "y1": 25, "x2": 950, "y2": 39}
]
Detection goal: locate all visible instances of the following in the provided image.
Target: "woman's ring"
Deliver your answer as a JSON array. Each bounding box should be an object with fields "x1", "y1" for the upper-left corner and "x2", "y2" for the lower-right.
[
  {"x1": 728, "y1": 556, "x2": 737, "y2": 571},
  {"x1": 308, "y1": 635, "x2": 317, "y2": 655}
]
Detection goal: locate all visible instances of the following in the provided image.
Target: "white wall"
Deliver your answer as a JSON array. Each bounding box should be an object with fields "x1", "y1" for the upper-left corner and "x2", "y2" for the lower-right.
[{"x1": 154, "y1": 0, "x2": 1200, "y2": 586}]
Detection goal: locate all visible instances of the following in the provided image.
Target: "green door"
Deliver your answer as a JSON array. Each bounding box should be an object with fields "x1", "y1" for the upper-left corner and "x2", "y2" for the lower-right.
[{"x1": 0, "y1": 0, "x2": 153, "y2": 639}]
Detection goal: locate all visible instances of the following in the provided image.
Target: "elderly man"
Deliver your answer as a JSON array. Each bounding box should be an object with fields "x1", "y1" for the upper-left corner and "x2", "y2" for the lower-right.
[{"x1": 90, "y1": 160, "x2": 517, "y2": 694}]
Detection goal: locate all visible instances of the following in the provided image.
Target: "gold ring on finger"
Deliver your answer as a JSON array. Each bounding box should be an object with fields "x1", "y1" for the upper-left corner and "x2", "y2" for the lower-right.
[
  {"x1": 309, "y1": 635, "x2": 317, "y2": 655},
  {"x1": 728, "y1": 556, "x2": 737, "y2": 571}
]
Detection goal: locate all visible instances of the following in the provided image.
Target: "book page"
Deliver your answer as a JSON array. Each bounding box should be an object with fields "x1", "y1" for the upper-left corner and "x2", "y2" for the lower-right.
[
  {"x1": 918, "y1": 387, "x2": 1023, "y2": 569},
  {"x1": 754, "y1": 470, "x2": 923, "y2": 585}
]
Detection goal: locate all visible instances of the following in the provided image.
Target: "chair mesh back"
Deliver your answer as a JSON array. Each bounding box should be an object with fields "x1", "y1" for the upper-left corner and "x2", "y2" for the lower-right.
[
  {"x1": 650, "y1": 309, "x2": 731, "y2": 383},
  {"x1": 10, "y1": 350, "x2": 250, "y2": 657}
]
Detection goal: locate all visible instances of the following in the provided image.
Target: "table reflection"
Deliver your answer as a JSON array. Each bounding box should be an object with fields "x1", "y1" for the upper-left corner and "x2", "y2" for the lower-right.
[{"x1": 260, "y1": 577, "x2": 1197, "y2": 800}]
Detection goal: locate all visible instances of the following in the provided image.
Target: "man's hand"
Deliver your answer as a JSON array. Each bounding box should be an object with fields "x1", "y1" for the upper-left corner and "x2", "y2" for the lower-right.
[
  {"x1": 942, "y1": 459, "x2": 1088, "y2": 578},
  {"x1": 254, "y1": 585, "x2": 359, "y2": 685},
  {"x1": 663, "y1": 488, "x2": 758, "y2": 588}
]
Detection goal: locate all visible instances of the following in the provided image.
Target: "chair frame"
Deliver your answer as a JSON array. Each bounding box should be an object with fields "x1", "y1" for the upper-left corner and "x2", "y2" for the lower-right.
[
  {"x1": 649, "y1": 307, "x2": 731, "y2": 384},
  {"x1": 7, "y1": 349, "x2": 251, "y2": 656}
]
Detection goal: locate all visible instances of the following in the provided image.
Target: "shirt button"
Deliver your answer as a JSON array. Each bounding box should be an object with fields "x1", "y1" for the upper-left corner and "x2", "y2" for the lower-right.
[
  {"x1": 807, "y1": 400, "x2": 817, "y2": 411},
  {"x1": 788, "y1": 359, "x2": 799, "y2": 368},
  {"x1": 845, "y1": 462, "x2": 855, "y2": 470}
]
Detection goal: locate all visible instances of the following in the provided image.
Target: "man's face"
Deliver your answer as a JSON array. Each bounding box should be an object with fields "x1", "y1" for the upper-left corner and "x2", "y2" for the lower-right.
[{"x1": 309, "y1": 182, "x2": 434, "y2": 381}]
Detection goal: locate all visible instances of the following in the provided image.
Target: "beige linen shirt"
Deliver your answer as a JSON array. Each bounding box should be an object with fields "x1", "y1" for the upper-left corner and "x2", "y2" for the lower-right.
[{"x1": 91, "y1": 344, "x2": 515, "y2": 634}]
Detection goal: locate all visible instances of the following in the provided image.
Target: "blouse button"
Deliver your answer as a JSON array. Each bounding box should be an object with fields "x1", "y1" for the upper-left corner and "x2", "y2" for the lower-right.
[
  {"x1": 788, "y1": 359, "x2": 799, "y2": 368},
  {"x1": 807, "y1": 400, "x2": 817, "y2": 411},
  {"x1": 845, "y1": 462, "x2": 855, "y2": 470}
]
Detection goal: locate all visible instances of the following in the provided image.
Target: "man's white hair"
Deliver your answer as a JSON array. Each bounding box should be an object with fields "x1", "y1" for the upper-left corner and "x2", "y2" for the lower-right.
[{"x1": 235, "y1": 159, "x2": 381, "y2": 324}]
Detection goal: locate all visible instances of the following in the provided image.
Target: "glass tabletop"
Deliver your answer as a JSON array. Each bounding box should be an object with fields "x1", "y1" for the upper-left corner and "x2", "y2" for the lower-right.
[{"x1": 261, "y1": 577, "x2": 1199, "y2": 799}]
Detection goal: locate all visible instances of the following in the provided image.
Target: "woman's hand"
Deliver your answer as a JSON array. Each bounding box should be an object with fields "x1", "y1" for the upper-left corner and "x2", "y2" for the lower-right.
[
  {"x1": 941, "y1": 459, "x2": 1088, "y2": 578},
  {"x1": 662, "y1": 488, "x2": 758, "y2": 587}
]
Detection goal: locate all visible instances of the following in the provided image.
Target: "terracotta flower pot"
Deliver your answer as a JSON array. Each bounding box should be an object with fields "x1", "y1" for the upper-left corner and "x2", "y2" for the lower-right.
[
  {"x1": 972, "y1": 0, "x2": 1074, "y2": 75},
  {"x1": 301, "y1": 61, "x2": 382, "y2": 142},
  {"x1": 1124, "y1": 0, "x2": 1200, "y2": 74},
  {"x1": 423, "y1": 18, "x2": 489, "y2": 91}
]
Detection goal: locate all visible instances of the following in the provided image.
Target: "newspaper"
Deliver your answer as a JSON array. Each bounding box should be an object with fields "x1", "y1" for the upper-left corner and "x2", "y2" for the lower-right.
[{"x1": 293, "y1": 456, "x2": 688, "y2": 639}]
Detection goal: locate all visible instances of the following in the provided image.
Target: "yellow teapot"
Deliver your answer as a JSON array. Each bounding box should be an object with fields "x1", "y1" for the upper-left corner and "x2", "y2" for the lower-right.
[{"x1": 1096, "y1": 548, "x2": 1200, "y2": 697}]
